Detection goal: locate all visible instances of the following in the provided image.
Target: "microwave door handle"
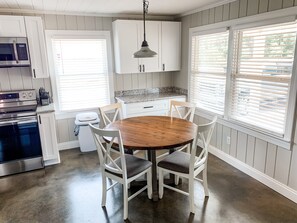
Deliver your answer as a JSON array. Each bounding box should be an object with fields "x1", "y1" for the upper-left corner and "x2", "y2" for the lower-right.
[{"x1": 13, "y1": 40, "x2": 19, "y2": 64}]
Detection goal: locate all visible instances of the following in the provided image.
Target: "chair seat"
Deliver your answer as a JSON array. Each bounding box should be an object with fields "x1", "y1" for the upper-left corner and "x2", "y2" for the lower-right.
[
  {"x1": 107, "y1": 154, "x2": 152, "y2": 178},
  {"x1": 157, "y1": 151, "x2": 191, "y2": 174}
]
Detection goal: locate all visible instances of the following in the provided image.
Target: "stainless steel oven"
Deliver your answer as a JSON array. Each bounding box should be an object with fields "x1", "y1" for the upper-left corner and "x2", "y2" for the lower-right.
[{"x1": 0, "y1": 90, "x2": 44, "y2": 177}]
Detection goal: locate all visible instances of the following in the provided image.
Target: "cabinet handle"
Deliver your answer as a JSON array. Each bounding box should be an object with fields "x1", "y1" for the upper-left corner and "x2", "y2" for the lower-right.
[
  {"x1": 39, "y1": 115, "x2": 42, "y2": 124},
  {"x1": 143, "y1": 65, "x2": 145, "y2": 72},
  {"x1": 33, "y1": 69, "x2": 36, "y2": 78},
  {"x1": 139, "y1": 65, "x2": 142, "y2": 72},
  {"x1": 163, "y1": 64, "x2": 165, "y2": 71},
  {"x1": 13, "y1": 40, "x2": 19, "y2": 64},
  {"x1": 143, "y1": 106, "x2": 153, "y2": 109}
]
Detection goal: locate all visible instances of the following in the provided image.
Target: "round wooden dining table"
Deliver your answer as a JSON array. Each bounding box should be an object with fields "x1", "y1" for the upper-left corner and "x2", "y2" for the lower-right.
[{"x1": 104, "y1": 115, "x2": 198, "y2": 201}]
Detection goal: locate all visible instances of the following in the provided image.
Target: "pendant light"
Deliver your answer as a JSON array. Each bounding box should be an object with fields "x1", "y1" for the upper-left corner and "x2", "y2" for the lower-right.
[{"x1": 133, "y1": 0, "x2": 157, "y2": 58}]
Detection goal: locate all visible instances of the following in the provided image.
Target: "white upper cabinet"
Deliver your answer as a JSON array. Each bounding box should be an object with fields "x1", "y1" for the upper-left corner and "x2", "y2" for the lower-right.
[
  {"x1": 113, "y1": 20, "x2": 160, "y2": 74},
  {"x1": 24, "y1": 16, "x2": 49, "y2": 78},
  {"x1": 113, "y1": 20, "x2": 180, "y2": 74},
  {"x1": 0, "y1": 16, "x2": 26, "y2": 37},
  {"x1": 161, "y1": 22, "x2": 181, "y2": 71}
]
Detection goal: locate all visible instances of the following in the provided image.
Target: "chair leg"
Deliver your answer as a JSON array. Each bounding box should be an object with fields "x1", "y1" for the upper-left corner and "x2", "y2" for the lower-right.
[
  {"x1": 147, "y1": 168, "x2": 152, "y2": 199},
  {"x1": 202, "y1": 168, "x2": 209, "y2": 197},
  {"x1": 123, "y1": 183, "x2": 129, "y2": 220},
  {"x1": 101, "y1": 174, "x2": 107, "y2": 207},
  {"x1": 175, "y1": 175, "x2": 179, "y2": 185},
  {"x1": 159, "y1": 169, "x2": 164, "y2": 199},
  {"x1": 189, "y1": 177, "x2": 195, "y2": 214}
]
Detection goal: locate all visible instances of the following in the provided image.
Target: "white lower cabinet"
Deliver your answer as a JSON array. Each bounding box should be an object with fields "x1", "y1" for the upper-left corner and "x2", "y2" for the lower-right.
[
  {"x1": 122, "y1": 96, "x2": 186, "y2": 118},
  {"x1": 38, "y1": 112, "x2": 60, "y2": 166}
]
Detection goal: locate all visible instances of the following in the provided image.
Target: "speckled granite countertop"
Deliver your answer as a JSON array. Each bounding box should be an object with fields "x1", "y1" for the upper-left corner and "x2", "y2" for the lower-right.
[
  {"x1": 37, "y1": 103, "x2": 55, "y2": 113},
  {"x1": 116, "y1": 93, "x2": 186, "y2": 104}
]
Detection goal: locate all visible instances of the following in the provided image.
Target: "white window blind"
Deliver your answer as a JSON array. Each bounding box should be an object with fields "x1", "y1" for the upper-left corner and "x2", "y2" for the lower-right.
[
  {"x1": 190, "y1": 31, "x2": 229, "y2": 114},
  {"x1": 230, "y1": 22, "x2": 297, "y2": 134},
  {"x1": 52, "y1": 38, "x2": 110, "y2": 111}
]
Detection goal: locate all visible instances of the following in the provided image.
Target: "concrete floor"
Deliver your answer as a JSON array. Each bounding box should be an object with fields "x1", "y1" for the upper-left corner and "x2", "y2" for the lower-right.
[{"x1": 1, "y1": 148, "x2": 297, "y2": 223}]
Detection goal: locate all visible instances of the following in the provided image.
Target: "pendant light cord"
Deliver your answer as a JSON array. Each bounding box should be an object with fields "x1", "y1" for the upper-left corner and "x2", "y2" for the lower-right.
[{"x1": 142, "y1": 0, "x2": 149, "y2": 46}]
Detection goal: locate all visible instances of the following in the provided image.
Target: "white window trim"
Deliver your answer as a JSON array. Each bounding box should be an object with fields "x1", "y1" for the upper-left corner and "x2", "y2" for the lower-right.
[
  {"x1": 45, "y1": 30, "x2": 114, "y2": 119},
  {"x1": 188, "y1": 6, "x2": 297, "y2": 150}
]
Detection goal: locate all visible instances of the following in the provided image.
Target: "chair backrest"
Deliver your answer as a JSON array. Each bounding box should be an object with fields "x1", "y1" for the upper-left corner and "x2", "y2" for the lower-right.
[
  {"x1": 89, "y1": 123, "x2": 128, "y2": 179},
  {"x1": 169, "y1": 100, "x2": 195, "y2": 122},
  {"x1": 99, "y1": 102, "x2": 123, "y2": 128},
  {"x1": 190, "y1": 116, "x2": 217, "y2": 170}
]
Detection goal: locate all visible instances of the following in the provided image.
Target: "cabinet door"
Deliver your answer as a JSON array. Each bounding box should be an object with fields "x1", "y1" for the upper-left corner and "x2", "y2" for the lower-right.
[
  {"x1": 113, "y1": 20, "x2": 140, "y2": 74},
  {"x1": 38, "y1": 113, "x2": 60, "y2": 164},
  {"x1": 0, "y1": 16, "x2": 26, "y2": 37},
  {"x1": 25, "y1": 16, "x2": 49, "y2": 78},
  {"x1": 139, "y1": 21, "x2": 161, "y2": 73},
  {"x1": 161, "y1": 22, "x2": 181, "y2": 71}
]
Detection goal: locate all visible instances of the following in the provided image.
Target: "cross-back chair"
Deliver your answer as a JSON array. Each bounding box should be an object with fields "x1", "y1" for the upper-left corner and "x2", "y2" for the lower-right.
[
  {"x1": 99, "y1": 102, "x2": 123, "y2": 128},
  {"x1": 89, "y1": 123, "x2": 152, "y2": 220},
  {"x1": 157, "y1": 116, "x2": 217, "y2": 214}
]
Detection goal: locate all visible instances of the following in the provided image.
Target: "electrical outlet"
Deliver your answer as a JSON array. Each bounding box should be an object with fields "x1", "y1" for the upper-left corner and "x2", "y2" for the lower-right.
[{"x1": 226, "y1": 136, "x2": 231, "y2": 145}]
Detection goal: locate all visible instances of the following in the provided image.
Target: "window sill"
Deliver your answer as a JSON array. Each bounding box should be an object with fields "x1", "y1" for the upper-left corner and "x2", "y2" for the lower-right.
[{"x1": 195, "y1": 109, "x2": 292, "y2": 150}]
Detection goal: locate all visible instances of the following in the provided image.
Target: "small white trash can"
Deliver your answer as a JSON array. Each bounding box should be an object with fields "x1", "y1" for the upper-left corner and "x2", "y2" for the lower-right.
[{"x1": 75, "y1": 112, "x2": 99, "y2": 152}]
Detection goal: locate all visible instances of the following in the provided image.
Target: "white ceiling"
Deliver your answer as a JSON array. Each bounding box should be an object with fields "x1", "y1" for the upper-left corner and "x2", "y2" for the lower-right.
[{"x1": 0, "y1": 0, "x2": 236, "y2": 17}]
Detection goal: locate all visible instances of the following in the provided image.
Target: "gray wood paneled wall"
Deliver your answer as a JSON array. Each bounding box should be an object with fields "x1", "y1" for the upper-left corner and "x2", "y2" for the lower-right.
[
  {"x1": 179, "y1": 0, "x2": 297, "y2": 192},
  {"x1": 0, "y1": 13, "x2": 174, "y2": 144}
]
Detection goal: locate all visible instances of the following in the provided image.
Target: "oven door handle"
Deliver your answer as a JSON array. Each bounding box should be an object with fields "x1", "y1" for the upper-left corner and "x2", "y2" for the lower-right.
[{"x1": 0, "y1": 117, "x2": 37, "y2": 127}]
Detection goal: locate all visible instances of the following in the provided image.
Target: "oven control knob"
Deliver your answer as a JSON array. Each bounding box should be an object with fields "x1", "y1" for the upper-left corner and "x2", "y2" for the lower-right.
[
  {"x1": 21, "y1": 92, "x2": 28, "y2": 99},
  {"x1": 28, "y1": 92, "x2": 33, "y2": 98}
]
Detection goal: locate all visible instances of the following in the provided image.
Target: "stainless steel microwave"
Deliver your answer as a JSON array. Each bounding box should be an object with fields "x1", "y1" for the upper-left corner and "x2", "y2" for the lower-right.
[{"x1": 0, "y1": 37, "x2": 30, "y2": 67}]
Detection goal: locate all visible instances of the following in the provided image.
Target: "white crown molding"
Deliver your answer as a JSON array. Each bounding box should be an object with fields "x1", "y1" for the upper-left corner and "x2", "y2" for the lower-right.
[
  {"x1": 0, "y1": 8, "x2": 175, "y2": 20},
  {"x1": 178, "y1": 0, "x2": 237, "y2": 18}
]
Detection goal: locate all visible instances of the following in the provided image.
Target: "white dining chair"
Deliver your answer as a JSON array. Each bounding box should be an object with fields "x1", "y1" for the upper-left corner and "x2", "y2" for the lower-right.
[
  {"x1": 99, "y1": 102, "x2": 123, "y2": 128},
  {"x1": 157, "y1": 100, "x2": 196, "y2": 162},
  {"x1": 157, "y1": 116, "x2": 217, "y2": 214},
  {"x1": 89, "y1": 123, "x2": 152, "y2": 220}
]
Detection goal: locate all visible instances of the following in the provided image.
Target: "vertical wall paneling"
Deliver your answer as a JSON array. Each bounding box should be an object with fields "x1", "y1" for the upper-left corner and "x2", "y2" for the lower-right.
[
  {"x1": 268, "y1": 0, "x2": 283, "y2": 11},
  {"x1": 190, "y1": 12, "x2": 198, "y2": 28},
  {"x1": 223, "y1": 3, "x2": 230, "y2": 21},
  {"x1": 57, "y1": 15, "x2": 66, "y2": 30},
  {"x1": 274, "y1": 147, "x2": 291, "y2": 185},
  {"x1": 65, "y1": 15, "x2": 78, "y2": 30},
  {"x1": 102, "y1": 17, "x2": 112, "y2": 31},
  {"x1": 239, "y1": 0, "x2": 248, "y2": 17},
  {"x1": 21, "y1": 68, "x2": 33, "y2": 89},
  {"x1": 216, "y1": 123, "x2": 223, "y2": 150},
  {"x1": 246, "y1": 135, "x2": 255, "y2": 166},
  {"x1": 230, "y1": 1, "x2": 240, "y2": 19},
  {"x1": 8, "y1": 68, "x2": 24, "y2": 89},
  {"x1": 44, "y1": 14, "x2": 58, "y2": 29},
  {"x1": 208, "y1": 8, "x2": 215, "y2": 24},
  {"x1": 0, "y1": 68, "x2": 11, "y2": 91},
  {"x1": 295, "y1": 0, "x2": 297, "y2": 6},
  {"x1": 236, "y1": 131, "x2": 248, "y2": 162},
  {"x1": 265, "y1": 143, "x2": 277, "y2": 178},
  {"x1": 259, "y1": 0, "x2": 269, "y2": 13},
  {"x1": 67, "y1": 118, "x2": 77, "y2": 141},
  {"x1": 84, "y1": 16, "x2": 96, "y2": 30},
  {"x1": 76, "y1": 16, "x2": 86, "y2": 30},
  {"x1": 288, "y1": 145, "x2": 297, "y2": 190},
  {"x1": 146, "y1": 73, "x2": 153, "y2": 89},
  {"x1": 152, "y1": 72, "x2": 161, "y2": 87},
  {"x1": 95, "y1": 17, "x2": 103, "y2": 30},
  {"x1": 283, "y1": 0, "x2": 294, "y2": 8},
  {"x1": 138, "y1": 73, "x2": 147, "y2": 89},
  {"x1": 115, "y1": 74, "x2": 124, "y2": 91},
  {"x1": 222, "y1": 126, "x2": 231, "y2": 154},
  {"x1": 197, "y1": 11, "x2": 202, "y2": 27},
  {"x1": 123, "y1": 74, "x2": 132, "y2": 90},
  {"x1": 215, "y1": 6, "x2": 223, "y2": 23},
  {"x1": 57, "y1": 119, "x2": 70, "y2": 143},
  {"x1": 131, "y1": 73, "x2": 138, "y2": 89},
  {"x1": 230, "y1": 129, "x2": 238, "y2": 157},
  {"x1": 253, "y1": 138, "x2": 267, "y2": 173},
  {"x1": 202, "y1": 10, "x2": 209, "y2": 25},
  {"x1": 247, "y1": 0, "x2": 260, "y2": 16}
]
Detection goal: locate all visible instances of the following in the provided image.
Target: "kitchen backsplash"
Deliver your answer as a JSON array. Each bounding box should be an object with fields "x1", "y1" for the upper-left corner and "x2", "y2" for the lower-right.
[{"x1": 115, "y1": 86, "x2": 187, "y2": 97}]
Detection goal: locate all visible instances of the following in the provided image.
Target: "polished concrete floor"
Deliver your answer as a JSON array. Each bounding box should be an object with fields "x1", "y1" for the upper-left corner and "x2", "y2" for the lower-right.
[{"x1": 1, "y1": 148, "x2": 297, "y2": 223}]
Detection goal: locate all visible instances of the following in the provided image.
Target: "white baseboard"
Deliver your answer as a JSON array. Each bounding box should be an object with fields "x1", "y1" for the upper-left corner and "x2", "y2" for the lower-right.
[
  {"x1": 209, "y1": 145, "x2": 297, "y2": 204},
  {"x1": 58, "y1": 140, "x2": 79, "y2": 151}
]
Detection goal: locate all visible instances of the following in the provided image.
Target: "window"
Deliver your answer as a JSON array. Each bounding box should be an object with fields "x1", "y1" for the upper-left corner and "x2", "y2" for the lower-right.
[
  {"x1": 190, "y1": 21, "x2": 297, "y2": 138},
  {"x1": 46, "y1": 31, "x2": 113, "y2": 112},
  {"x1": 190, "y1": 31, "x2": 229, "y2": 115},
  {"x1": 231, "y1": 22, "x2": 297, "y2": 135}
]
